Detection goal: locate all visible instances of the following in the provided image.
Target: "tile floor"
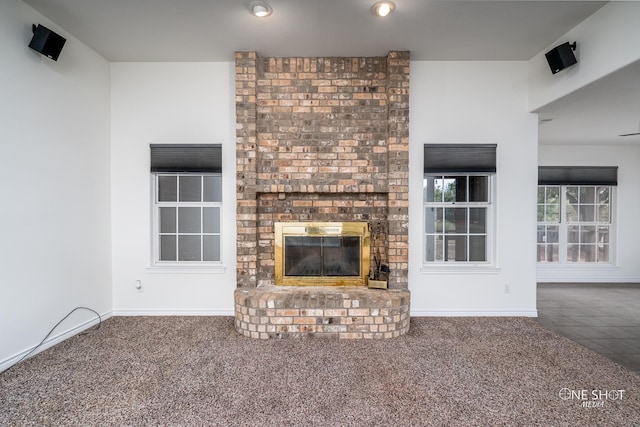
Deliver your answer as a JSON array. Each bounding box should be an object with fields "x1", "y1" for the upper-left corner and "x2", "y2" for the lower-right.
[{"x1": 537, "y1": 283, "x2": 640, "y2": 376}]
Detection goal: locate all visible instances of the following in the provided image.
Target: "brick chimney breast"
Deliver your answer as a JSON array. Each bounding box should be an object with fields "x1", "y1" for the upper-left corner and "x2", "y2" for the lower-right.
[{"x1": 236, "y1": 51, "x2": 409, "y2": 289}]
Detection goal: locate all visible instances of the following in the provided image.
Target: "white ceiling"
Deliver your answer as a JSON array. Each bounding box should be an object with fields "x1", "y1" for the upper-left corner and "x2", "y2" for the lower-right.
[
  {"x1": 22, "y1": 0, "x2": 640, "y2": 145},
  {"x1": 538, "y1": 60, "x2": 640, "y2": 145},
  {"x1": 23, "y1": 0, "x2": 606, "y2": 61}
]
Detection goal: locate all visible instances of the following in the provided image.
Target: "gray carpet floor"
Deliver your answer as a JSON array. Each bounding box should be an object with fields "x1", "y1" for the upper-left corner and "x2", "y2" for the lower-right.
[{"x1": 1, "y1": 316, "x2": 639, "y2": 426}]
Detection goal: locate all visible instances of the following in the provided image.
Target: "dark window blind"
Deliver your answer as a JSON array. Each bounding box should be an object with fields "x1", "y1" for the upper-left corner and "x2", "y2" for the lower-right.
[
  {"x1": 424, "y1": 144, "x2": 496, "y2": 173},
  {"x1": 150, "y1": 144, "x2": 222, "y2": 173},
  {"x1": 538, "y1": 166, "x2": 618, "y2": 186}
]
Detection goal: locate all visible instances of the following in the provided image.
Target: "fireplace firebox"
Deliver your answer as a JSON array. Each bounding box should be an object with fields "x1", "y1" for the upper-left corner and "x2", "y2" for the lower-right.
[{"x1": 275, "y1": 222, "x2": 370, "y2": 286}]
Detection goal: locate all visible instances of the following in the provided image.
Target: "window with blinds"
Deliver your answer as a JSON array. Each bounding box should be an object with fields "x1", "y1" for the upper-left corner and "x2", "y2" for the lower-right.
[{"x1": 151, "y1": 145, "x2": 222, "y2": 265}]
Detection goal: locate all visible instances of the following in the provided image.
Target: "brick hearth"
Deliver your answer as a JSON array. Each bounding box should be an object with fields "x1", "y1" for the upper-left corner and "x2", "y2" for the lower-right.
[{"x1": 235, "y1": 287, "x2": 410, "y2": 339}]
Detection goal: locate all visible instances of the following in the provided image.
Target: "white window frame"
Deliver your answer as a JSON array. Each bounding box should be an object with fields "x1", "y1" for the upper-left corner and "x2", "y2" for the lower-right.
[
  {"x1": 150, "y1": 172, "x2": 223, "y2": 270},
  {"x1": 422, "y1": 173, "x2": 495, "y2": 268},
  {"x1": 537, "y1": 184, "x2": 615, "y2": 265}
]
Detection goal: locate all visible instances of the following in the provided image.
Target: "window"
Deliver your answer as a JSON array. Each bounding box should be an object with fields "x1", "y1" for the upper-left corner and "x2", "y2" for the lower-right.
[
  {"x1": 424, "y1": 175, "x2": 491, "y2": 262},
  {"x1": 154, "y1": 174, "x2": 222, "y2": 263},
  {"x1": 537, "y1": 185, "x2": 613, "y2": 264},
  {"x1": 423, "y1": 144, "x2": 496, "y2": 265},
  {"x1": 150, "y1": 144, "x2": 222, "y2": 266},
  {"x1": 537, "y1": 186, "x2": 560, "y2": 262},
  {"x1": 537, "y1": 166, "x2": 617, "y2": 265}
]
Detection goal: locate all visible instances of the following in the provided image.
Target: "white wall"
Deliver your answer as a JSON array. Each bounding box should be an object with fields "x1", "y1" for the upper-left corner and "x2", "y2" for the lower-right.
[
  {"x1": 112, "y1": 60, "x2": 540, "y2": 317},
  {"x1": 529, "y1": 2, "x2": 640, "y2": 112},
  {"x1": 0, "y1": 0, "x2": 111, "y2": 370},
  {"x1": 110, "y1": 62, "x2": 237, "y2": 314},
  {"x1": 409, "y1": 61, "x2": 539, "y2": 316},
  {"x1": 538, "y1": 144, "x2": 640, "y2": 283}
]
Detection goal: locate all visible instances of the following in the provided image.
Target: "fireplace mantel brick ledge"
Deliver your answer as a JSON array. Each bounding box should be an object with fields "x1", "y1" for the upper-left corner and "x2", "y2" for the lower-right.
[{"x1": 234, "y1": 287, "x2": 411, "y2": 339}]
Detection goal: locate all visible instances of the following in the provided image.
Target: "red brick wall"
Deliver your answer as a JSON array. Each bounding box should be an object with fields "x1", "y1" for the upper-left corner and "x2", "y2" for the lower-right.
[{"x1": 236, "y1": 51, "x2": 409, "y2": 289}]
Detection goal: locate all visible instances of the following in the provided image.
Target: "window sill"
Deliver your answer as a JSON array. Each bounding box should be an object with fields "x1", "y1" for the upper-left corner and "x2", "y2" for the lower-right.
[
  {"x1": 146, "y1": 264, "x2": 226, "y2": 274},
  {"x1": 420, "y1": 265, "x2": 501, "y2": 274}
]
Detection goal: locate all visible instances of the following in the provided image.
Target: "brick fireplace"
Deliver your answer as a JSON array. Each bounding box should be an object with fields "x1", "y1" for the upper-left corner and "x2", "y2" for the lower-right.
[{"x1": 234, "y1": 51, "x2": 410, "y2": 338}]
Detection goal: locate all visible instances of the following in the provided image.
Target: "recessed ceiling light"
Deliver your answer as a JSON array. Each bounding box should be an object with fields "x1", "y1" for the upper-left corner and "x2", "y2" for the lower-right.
[
  {"x1": 371, "y1": 1, "x2": 395, "y2": 17},
  {"x1": 249, "y1": 1, "x2": 272, "y2": 18}
]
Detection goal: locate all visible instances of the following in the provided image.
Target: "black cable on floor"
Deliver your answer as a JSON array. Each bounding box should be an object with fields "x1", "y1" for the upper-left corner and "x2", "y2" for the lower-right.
[{"x1": 1, "y1": 306, "x2": 102, "y2": 374}]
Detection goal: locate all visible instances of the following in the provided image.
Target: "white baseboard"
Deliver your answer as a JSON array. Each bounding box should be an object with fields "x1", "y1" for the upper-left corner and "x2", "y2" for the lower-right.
[
  {"x1": 537, "y1": 277, "x2": 640, "y2": 283},
  {"x1": 411, "y1": 310, "x2": 538, "y2": 317},
  {"x1": 112, "y1": 309, "x2": 234, "y2": 316},
  {"x1": 0, "y1": 310, "x2": 112, "y2": 373}
]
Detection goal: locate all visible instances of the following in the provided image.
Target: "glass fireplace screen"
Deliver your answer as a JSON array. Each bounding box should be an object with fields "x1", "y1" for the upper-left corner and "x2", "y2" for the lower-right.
[
  {"x1": 284, "y1": 236, "x2": 361, "y2": 277},
  {"x1": 274, "y1": 222, "x2": 370, "y2": 286}
]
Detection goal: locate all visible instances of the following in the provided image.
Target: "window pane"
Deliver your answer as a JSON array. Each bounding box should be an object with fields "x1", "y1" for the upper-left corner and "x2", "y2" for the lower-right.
[
  {"x1": 179, "y1": 176, "x2": 201, "y2": 202},
  {"x1": 435, "y1": 208, "x2": 444, "y2": 232},
  {"x1": 597, "y1": 205, "x2": 610, "y2": 223},
  {"x1": 567, "y1": 244, "x2": 579, "y2": 262},
  {"x1": 424, "y1": 176, "x2": 437, "y2": 202},
  {"x1": 580, "y1": 245, "x2": 595, "y2": 262},
  {"x1": 581, "y1": 226, "x2": 596, "y2": 244},
  {"x1": 566, "y1": 204, "x2": 578, "y2": 222},
  {"x1": 537, "y1": 187, "x2": 545, "y2": 204},
  {"x1": 203, "y1": 207, "x2": 220, "y2": 233},
  {"x1": 425, "y1": 235, "x2": 436, "y2": 262},
  {"x1": 547, "y1": 226, "x2": 559, "y2": 243},
  {"x1": 444, "y1": 208, "x2": 467, "y2": 234},
  {"x1": 579, "y1": 186, "x2": 595, "y2": 203},
  {"x1": 178, "y1": 207, "x2": 201, "y2": 233},
  {"x1": 442, "y1": 177, "x2": 458, "y2": 203},
  {"x1": 203, "y1": 175, "x2": 222, "y2": 202},
  {"x1": 469, "y1": 236, "x2": 486, "y2": 262},
  {"x1": 546, "y1": 187, "x2": 559, "y2": 204},
  {"x1": 425, "y1": 207, "x2": 439, "y2": 233},
  {"x1": 454, "y1": 176, "x2": 467, "y2": 202},
  {"x1": 537, "y1": 205, "x2": 545, "y2": 222},
  {"x1": 598, "y1": 226, "x2": 610, "y2": 244},
  {"x1": 469, "y1": 176, "x2": 488, "y2": 202},
  {"x1": 579, "y1": 205, "x2": 595, "y2": 222},
  {"x1": 598, "y1": 245, "x2": 609, "y2": 263},
  {"x1": 537, "y1": 226, "x2": 546, "y2": 244},
  {"x1": 203, "y1": 235, "x2": 221, "y2": 261},
  {"x1": 566, "y1": 187, "x2": 578, "y2": 205},
  {"x1": 178, "y1": 235, "x2": 201, "y2": 261},
  {"x1": 425, "y1": 235, "x2": 446, "y2": 262},
  {"x1": 537, "y1": 244, "x2": 545, "y2": 262},
  {"x1": 160, "y1": 235, "x2": 177, "y2": 261},
  {"x1": 434, "y1": 235, "x2": 444, "y2": 261},
  {"x1": 598, "y1": 187, "x2": 610, "y2": 204},
  {"x1": 159, "y1": 207, "x2": 176, "y2": 233},
  {"x1": 433, "y1": 177, "x2": 445, "y2": 203},
  {"x1": 158, "y1": 176, "x2": 177, "y2": 202},
  {"x1": 469, "y1": 208, "x2": 486, "y2": 233},
  {"x1": 546, "y1": 204, "x2": 560, "y2": 223},
  {"x1": 546, "y1": 244, "x2": 559, "y2": 262},
  {"x1": 446, "y1": 236, "x2": 467, "y2": 261},
  {"x1": 567, "y1": 226, "x2": 579, "y2": 244}
]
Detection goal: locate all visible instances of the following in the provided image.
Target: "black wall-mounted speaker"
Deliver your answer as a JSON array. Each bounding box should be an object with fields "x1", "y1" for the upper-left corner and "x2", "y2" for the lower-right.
[
  {"x1": 545, "y1": 42, "x2": 577, "y2": 75},
  {"x1": 29, "y1": 24, "x2": 66, "y2": 61}
]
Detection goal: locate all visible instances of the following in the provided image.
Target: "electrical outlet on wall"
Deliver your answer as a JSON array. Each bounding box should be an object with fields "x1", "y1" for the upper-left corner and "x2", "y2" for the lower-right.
[
  {"x1": 135, "y1": 279, "x2": 143, "y2": 293},
  {"x1": 504, "y1": 283, "x2": 511, "y2": 294}
]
